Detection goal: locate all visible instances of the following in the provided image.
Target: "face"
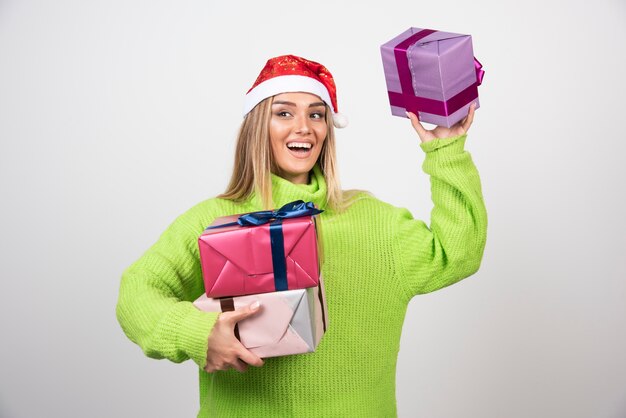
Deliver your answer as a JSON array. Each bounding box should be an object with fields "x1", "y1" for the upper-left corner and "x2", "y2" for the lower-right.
[{"x1": 269, "y1": 92, "x2": 328, "y2": 184}]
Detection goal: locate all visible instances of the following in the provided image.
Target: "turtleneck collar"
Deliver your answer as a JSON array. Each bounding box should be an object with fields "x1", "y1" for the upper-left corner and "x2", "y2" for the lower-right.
[{"x1": 249, "y1": 165, "x2": 328, "y2": 211}]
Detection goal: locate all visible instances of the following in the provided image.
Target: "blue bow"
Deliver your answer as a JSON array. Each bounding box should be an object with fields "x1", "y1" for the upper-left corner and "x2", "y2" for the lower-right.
[
  {"x1": 238, "y1": 200, "x2": 323, "y2": 226},
  {"x1": 206, "y1": 200, "x2": 323, "y2": 230}
]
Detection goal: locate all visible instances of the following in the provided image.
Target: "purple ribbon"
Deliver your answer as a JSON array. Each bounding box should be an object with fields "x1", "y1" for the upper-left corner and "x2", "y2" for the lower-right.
[
  {"x1": 391, "y1": 29, "x2": 483, "y2": 117},
  {"x1": 474, "y1": 57, "x2": 485, "y2": 85}
]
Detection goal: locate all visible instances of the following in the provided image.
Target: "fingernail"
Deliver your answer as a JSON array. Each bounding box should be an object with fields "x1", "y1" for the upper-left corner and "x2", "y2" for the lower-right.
[
  {"x1": 250, "y1": 301, "x2": 261, "y2": 310},
  {"x1": 405, "y1": 111, "x2": 410, "y2": 118}
]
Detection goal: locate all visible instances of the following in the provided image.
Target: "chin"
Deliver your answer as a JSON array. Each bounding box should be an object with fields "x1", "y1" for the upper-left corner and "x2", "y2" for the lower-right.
[{"x1": 278, "y1": 163, "x2": 315, "y2": 183}]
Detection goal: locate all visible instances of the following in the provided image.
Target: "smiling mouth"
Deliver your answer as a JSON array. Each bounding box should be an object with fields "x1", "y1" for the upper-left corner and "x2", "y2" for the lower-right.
[{"x1": 286, "y1": 142, "x2": 313, "y2": 155}]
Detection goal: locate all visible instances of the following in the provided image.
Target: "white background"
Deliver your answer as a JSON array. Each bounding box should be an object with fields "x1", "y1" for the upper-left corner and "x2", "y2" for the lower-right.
[{"x1": 1, "y1": 0, "x2": 625, "y2": 417}]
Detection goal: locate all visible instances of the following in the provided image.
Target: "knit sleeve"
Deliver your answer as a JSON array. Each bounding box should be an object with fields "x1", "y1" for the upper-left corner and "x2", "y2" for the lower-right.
[
  {"x1": 393, "y1": 134, "x2": 487, "y2": 298},
  {"x1": 116, "y1": 210, "x2": 218, "y2": 369}
]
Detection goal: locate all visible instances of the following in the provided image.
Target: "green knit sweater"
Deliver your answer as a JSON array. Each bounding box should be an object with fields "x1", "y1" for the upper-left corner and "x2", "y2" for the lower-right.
[{"x1": 117, "y1": 134, "x2": 487, "y2": 417}]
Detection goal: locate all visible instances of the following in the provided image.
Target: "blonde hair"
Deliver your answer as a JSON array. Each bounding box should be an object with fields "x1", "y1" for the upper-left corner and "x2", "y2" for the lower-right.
[{"x1": 219, "y1": 96, "x2": 350, "y2": 212}]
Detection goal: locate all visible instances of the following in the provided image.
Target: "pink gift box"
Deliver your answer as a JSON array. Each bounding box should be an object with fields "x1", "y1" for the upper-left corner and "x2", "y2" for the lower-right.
[
  {"x1": 193, "y1": 284, "x2": 328, "y2": 358},
  {"x1": 381, "y1": 27, "x2": 484, "y2": 127},
  {"x1": 198, "y1": 207, "x2": 321, "y2": 298}
]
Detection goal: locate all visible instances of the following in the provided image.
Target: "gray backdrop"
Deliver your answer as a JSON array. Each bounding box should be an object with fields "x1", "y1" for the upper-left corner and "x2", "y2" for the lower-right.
[{"x1": 1, "y1": 0, "x2": 625, "y2": 417}]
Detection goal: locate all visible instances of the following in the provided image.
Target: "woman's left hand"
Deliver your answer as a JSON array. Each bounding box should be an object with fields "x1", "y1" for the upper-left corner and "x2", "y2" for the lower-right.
[{"x1": 407, "y1": 102, "x2": 476, "y2": 143}]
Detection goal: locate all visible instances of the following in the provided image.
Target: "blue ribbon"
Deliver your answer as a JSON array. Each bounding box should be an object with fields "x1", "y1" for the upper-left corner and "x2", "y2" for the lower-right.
[
  {"x1": 269, "y1": 219, "x2": 288, "y2": 291},
  {"x1": 206, "y1": 200, "x2": 323, "y2": 291}
]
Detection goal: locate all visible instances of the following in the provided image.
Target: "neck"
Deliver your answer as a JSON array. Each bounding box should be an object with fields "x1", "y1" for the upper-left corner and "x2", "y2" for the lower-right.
[{"x1": 257, "y1": 165, "x2": 327, "y2": 211}]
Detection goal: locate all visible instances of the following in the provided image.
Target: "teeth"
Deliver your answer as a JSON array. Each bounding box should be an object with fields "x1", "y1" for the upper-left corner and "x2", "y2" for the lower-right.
[{"x1": 287, "y1": 142, "x2": 312, "y2": 149}]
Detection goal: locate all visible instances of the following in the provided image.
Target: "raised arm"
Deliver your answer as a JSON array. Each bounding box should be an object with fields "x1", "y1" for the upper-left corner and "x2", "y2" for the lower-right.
[{"x1": 394, "y1": 104, "x2": 488, "y2": 298}]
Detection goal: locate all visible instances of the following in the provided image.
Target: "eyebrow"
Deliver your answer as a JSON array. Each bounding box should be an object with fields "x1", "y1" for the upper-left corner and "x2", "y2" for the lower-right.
[{"x1": 272, "y1": 100, "x2": 326, "y2": 108}]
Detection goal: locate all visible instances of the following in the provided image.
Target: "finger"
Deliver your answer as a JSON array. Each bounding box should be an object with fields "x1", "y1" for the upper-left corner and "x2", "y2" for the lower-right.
[
  {"x1": 223, "y1": 301, "x2": 261, "y2": 324},
  {"x1": 238, "y1": 347, "x2": 264, "y2": 368},
  {"x1": 462, "y1": 102, "x2": 476, "y2": 132},
  {"x1": 231, "y1": 359, "x2": 248, "y2": 373},
  {"x1": 204, "y1": 360, "x2": 225, "y2": 373},
  {"x1": 406, "y1": 111, "x2": 427, "y2": 138}
]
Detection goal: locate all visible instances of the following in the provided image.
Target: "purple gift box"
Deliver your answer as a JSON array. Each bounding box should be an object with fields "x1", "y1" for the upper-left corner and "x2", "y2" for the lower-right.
[{"x1": 381, "y1": 27, "x2": 484, "y2": 127}]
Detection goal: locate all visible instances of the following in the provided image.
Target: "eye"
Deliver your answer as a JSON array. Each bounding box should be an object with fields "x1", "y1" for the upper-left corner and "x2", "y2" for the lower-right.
[
  {"x1": 275, "y1": 111, "x2": 292, "y2": 118},
  {"x1": 310, "y1": 111, "x2": 325, "y2": 120}
]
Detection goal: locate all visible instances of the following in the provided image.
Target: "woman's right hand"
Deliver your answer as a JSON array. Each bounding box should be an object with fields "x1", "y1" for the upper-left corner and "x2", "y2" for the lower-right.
[
  {"x1": 205, "y1": 301, "x2": 265, "y2": 373},
  {"x1": 407, "y1": 102, "x2": 476, "y2": 143}
]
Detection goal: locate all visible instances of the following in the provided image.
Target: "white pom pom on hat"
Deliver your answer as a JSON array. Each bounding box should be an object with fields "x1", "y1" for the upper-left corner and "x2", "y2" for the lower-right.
[
  {"x1": 332, "y1": 112, "x2": 348, "y2": 129},
  {"x1": 243, "y1": 55, "x2": 348, "y2": 129}
]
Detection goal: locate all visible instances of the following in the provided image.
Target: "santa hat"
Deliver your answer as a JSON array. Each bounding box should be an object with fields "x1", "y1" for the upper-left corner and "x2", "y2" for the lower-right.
[{"x1": 243, "y1": 55, "x2": 348, "y2": 128}]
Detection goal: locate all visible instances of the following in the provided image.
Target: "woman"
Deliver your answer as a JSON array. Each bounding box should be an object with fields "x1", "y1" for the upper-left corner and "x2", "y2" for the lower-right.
[{"x1": 117, "y1": 55, "x2": 487, "y2": 417}]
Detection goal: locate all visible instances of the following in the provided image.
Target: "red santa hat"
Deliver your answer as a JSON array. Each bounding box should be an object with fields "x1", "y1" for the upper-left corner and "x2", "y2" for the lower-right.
[{"x1": 243, "y1": 55, "x2": 348, "y2": 128}]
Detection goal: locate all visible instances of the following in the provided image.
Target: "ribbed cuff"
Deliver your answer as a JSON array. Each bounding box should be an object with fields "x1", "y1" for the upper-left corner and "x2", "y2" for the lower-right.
[
  {"x1": 420, "y1": 134, "x2": 467, "y2": 154},
  {"x1": 178, "y1": 303, "x2": 219, "y2": 369}
]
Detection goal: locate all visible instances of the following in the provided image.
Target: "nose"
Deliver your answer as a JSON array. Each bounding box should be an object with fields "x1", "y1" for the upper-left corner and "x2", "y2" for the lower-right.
[{"x1": 294, "y1": 113, "x2": 311, "y2": 134}]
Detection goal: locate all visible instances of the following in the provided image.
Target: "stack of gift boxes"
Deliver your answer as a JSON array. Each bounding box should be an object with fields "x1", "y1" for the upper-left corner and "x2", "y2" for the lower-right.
[{"x1": 194, "y1": 201, "x2": 327, "y2": 358}]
